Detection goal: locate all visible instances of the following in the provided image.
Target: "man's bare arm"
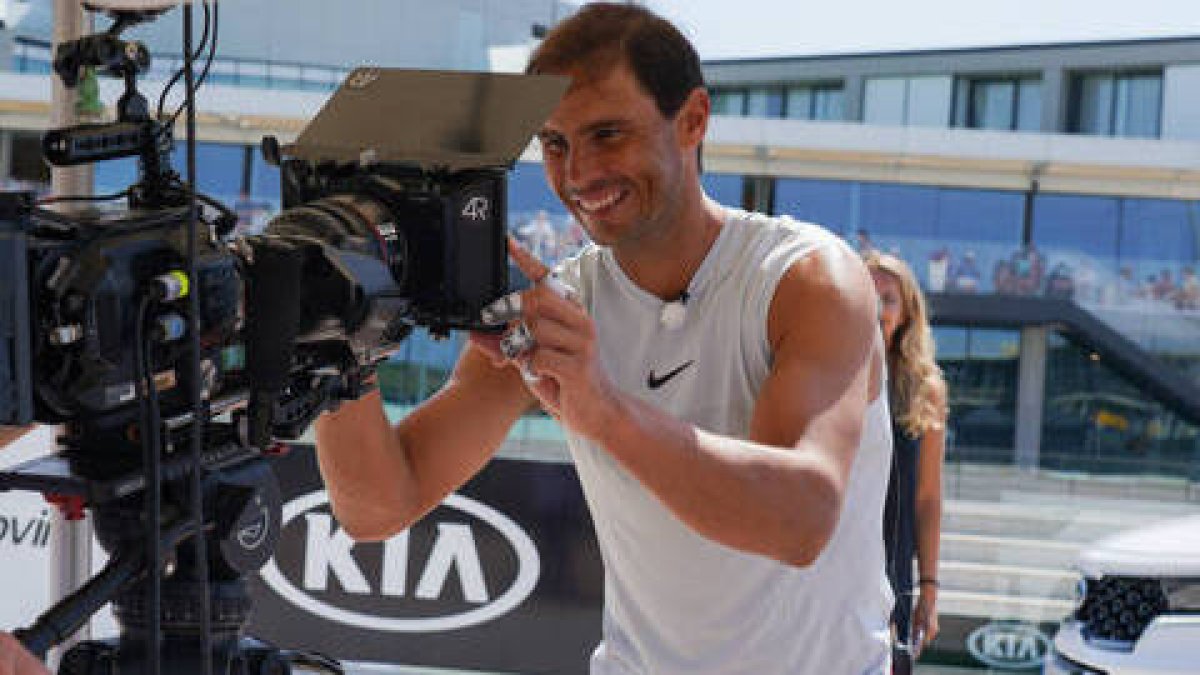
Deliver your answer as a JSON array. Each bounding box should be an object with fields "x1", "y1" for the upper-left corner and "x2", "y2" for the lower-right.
[
  {"x1": 314, "y1": 343, "x2": 535, "y2": 540},
  {"x1": 523, "y1": 242, "x2": 881, "y2": 566},
  {"x1": 0, "y1": 633, "x2": 48, "y2": 675}
]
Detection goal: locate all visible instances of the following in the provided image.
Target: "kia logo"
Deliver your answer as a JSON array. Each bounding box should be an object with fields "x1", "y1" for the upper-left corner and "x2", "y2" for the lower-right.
[
  {"x1": 966, "y1": 621, "x2": 1050, "y2": 670},
  {"x1": 259, "y1": 491, "x2": 540, "y2": 632}
]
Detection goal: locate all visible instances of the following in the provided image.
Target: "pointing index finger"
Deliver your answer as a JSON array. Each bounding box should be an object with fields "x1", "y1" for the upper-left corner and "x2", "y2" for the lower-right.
[{"x1": 508, "y1": 235, "x2": 550, "y2": 282}]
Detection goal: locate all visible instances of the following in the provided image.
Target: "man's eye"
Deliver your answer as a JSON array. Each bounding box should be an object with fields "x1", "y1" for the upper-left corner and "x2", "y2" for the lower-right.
[{"x1": 595, "y1": 127, "x2": 621, "y2": 141}]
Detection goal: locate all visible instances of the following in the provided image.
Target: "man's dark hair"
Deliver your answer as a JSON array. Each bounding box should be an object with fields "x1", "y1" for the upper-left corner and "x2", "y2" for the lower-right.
[{"x1": 526, "y1": 2, "x2": 705, "y2": 120}]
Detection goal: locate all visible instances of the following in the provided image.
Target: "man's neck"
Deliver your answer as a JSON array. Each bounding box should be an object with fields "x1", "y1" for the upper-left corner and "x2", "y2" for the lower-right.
[{"x1": 611, "y1": 196, "x2": 725, "y2": 302}]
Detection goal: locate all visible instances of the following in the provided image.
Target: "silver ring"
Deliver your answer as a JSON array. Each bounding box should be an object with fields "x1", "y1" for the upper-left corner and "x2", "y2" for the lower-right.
[
  {"x1": 480, "y1": 291, "x2": 523, "y2": 326},
  {"x1": 500, "y1": 321, "x2": 536, "y2": 360}
]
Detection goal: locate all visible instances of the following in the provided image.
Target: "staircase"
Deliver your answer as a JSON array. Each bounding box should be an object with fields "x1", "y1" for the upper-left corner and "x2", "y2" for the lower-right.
[{"x1": 937, "y1": 467, "x2": 1200, "y2": 624}]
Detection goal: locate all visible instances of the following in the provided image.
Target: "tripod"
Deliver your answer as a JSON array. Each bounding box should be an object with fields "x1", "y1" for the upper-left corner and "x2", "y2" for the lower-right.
[{"x1": 0, "y1": 422, "x2": 343, "y2": 674}]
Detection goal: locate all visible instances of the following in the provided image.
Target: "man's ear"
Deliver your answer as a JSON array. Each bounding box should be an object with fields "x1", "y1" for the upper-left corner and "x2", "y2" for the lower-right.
[{"x1": 675, "y1": 87, "x2": 710, "y2": 149}]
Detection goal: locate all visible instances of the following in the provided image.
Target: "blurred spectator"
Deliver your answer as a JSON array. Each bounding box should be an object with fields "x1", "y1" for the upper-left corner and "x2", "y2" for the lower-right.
[
  {"x1": 1151, "y1": 269, "x2": 1177, "y2": 303},
  {"x1": 1139, "y1": 274, "x2": 1158, "y2": 300},
  {"x1": 517, "y1": 209, "x2": 558, "y2": 262},
  {"x1": 1114, "y1": 265, "x2": 1138, "y2": 305},
  {"x1": 1011, "y1": 244, "x2": 1045, "y2": 296},
  {"x1": 864, "y1": 252, "x2": 947, "y2": 670},
  {"x1": 950, "y1": 250, "x2": 980, "y2": 293},
  {"x1": 1045, "y1": 262, "x2": 1075, "y2": 300},
  {"x1": 927, "y1": 246, "x2": 950, "y2": 292},
  {"x1": 992, "y1": 259, "x2": 1017, "y2": 295},
  {"x1": 1178, "y1": 267, "x2": 1200, "y2": 310},
  {"x1": 1074, "y1": 259, "x2": 1099, "y2": 303}
]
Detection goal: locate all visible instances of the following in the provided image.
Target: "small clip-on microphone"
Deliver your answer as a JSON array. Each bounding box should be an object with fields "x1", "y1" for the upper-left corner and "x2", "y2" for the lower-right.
[{"x1": 659, "y1": 290, "x2": 689, "y2": 330}]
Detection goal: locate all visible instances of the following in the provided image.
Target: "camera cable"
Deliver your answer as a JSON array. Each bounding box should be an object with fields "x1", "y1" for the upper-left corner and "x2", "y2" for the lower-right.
[
  {"x1": 134, "y1": 294, "x2": 164, "y2": 675},
  {"x1": 181, "y1": 5, "x2": 215, "y2": 674},
  {"x1": 160, "y1": 1, "x2": 217, "y2": 139},
  {"x1": 154, "y1": 0, "x2": 209, "y2": 122}
]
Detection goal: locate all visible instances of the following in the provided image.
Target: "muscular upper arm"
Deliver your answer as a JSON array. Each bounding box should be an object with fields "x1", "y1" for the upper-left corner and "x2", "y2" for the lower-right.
[{"x1": 749, "y1": 242, "x2": 882, "y2": 487}]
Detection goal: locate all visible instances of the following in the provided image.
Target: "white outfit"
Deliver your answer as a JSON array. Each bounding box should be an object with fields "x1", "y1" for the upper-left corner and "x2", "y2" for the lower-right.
[{"x1": 556, "y1": 209, "x2": 894, "y2": 674}]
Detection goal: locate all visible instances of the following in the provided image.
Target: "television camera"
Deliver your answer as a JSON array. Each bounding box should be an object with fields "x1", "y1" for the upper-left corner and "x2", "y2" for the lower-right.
[{"x1": 0, "y1": 4, "x2": 566, "y2": 673}]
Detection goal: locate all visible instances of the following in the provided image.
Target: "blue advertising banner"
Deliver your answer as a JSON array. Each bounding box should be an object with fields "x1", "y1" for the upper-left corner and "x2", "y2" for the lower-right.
[{"x1": 246, "y1": 445, "x2": 604, "y2": 673}]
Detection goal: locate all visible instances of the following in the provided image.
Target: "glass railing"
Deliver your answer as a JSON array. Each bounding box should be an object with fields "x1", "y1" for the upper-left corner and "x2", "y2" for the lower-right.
[
  {"x1": 944, "y1": 448, "x2": 1200, "y2": 503},
  {"x1": 864, "y1": 235, "x2": 1200, "y2": 388},
  {"x1": 857, "y1": 235, "x2": 1016, "y2": 295},
  {"x1": 1047, "y1": 249, "x2": 1200, "y2": 388},
  {"x1": 9, "y1": 36, "x2": 347, "y2": 92}
]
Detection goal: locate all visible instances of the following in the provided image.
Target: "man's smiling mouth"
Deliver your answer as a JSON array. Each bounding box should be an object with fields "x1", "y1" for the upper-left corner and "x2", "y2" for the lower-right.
[{"x1": 575, "y1": 188, "x2": 627, "y2": 214}]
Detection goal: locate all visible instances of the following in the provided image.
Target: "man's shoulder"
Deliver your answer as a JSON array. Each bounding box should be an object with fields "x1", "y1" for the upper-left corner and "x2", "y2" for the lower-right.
[{"x1": 730, "y1": 208, "x2": 845, "y2": 252}]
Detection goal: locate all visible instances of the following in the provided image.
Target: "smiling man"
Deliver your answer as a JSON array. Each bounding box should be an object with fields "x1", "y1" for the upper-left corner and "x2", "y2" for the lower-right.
[{"x1": 315, "y1": 3, "x2": 894, "y2": 672}]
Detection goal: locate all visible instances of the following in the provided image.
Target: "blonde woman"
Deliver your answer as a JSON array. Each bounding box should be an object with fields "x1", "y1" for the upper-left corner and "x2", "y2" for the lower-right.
[{"x1": 864, "y1": 251, "x2": 948, "y2": 672}]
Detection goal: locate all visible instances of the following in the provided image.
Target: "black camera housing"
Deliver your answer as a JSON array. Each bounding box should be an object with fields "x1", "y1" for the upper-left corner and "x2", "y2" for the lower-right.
[
  {"x1": 0, "y1": 8, "x2": 568, "y2": 667},
  {"x1": 0, "y1": 67, "x2": 569, "y2": 432},
  {"x1": 0, "y1": 196, "x2": 242, "y2": 427},
  {"x1": 270, "y1": 158, "x2": 509, "y2": 336}
]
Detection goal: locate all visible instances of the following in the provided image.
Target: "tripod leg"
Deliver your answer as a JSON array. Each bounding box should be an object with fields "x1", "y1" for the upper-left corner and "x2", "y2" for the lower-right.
[{"x1": 48, "y1": 488, "x2": 93, "y2": 669}]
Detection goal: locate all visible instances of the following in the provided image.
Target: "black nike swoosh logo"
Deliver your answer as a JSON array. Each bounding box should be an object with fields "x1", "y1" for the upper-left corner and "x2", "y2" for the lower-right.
[{"x1": 646, "y1": 360, "x2": 694, "y2": 389}]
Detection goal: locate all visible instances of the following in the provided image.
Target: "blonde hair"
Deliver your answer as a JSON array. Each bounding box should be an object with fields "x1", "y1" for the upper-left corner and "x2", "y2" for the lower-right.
[{"x1": 863, "y1": 251, "x2": 947, "y2": 438}]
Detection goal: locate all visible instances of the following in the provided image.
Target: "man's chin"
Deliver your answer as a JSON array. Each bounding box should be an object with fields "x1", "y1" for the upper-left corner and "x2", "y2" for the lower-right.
[{"x1": 574, "y1": 217, "x2": 613, "y2": 246}]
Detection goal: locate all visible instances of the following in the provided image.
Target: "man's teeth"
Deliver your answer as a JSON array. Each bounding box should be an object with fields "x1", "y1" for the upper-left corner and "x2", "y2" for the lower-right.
[{"x1": 578, "y1": 191, "x2": 621, "y2": 212}]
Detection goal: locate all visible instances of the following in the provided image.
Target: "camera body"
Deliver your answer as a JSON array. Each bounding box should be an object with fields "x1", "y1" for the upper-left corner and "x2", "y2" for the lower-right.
[
  {"x1": 0, "y1": 65, "x2": 566, "y2": 438},
  {"x1": 0, "y1": 160, "x2": 510, "y2": 432},
  {"x1": 273, "y1": 157, "x2": 509, "y2": 336},
  {"x1": 0, "y1": 196, "x2": 242, "y2": 427}
]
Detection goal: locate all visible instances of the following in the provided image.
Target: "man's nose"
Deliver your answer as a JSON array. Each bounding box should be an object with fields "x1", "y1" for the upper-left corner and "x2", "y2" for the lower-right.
[{"x1": 564, "y1": 144, "x2": 596, "y2": 187}]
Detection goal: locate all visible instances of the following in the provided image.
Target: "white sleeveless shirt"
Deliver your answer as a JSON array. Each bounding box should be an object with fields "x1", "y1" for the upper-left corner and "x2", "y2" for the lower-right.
[{"x1": 556, "y1": 210, "x2": 894, "y2": 674}]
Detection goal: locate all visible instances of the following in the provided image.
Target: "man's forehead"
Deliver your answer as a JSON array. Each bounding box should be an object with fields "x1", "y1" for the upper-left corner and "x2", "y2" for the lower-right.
[
  {"x1": 555, "y1": 60, "x2": 639, "y2": 98},
  {"x1": 538, "y1": 65, "x2": 654, "y2": 131},
  {"x1": 537, "y1": 51, "x2": 626, "y2": 89}
]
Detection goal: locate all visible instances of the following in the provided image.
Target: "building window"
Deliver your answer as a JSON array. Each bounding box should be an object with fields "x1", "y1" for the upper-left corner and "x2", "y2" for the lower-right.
[
  {"x1": 955, "y1": 76, "x2": 1042, "y2": 131},
  {"x1": 745, "y1": 87, "x2": 785, "y2": 117},
  {"x1": 772, "y1": 178, "x2": 1025, "y2": 293},
  {"x1": 1042, "y1": 332, "x2": 1198, "y2": 479},
  {"x1": 1069, "y1": 71, "x2": 1162, "y2": 138},
  {"x1": 701, "y1": 172, "x2": 747, "y2": 210},
  {"x1": 863, "y1": 76, "x2": 953, "y2": 127},
  {"x1": 785, "y1": 84, "x2": 845, "y2": 121},
  {"x1": 712, "y1": 85, "x2": 843, "y2": 120},
  {"x1": 710, "y1": 88, "x2": 747, "y2": 116},
  {"x1": 937, "y1": 326, "x2": 1021, "y2": 465}
]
